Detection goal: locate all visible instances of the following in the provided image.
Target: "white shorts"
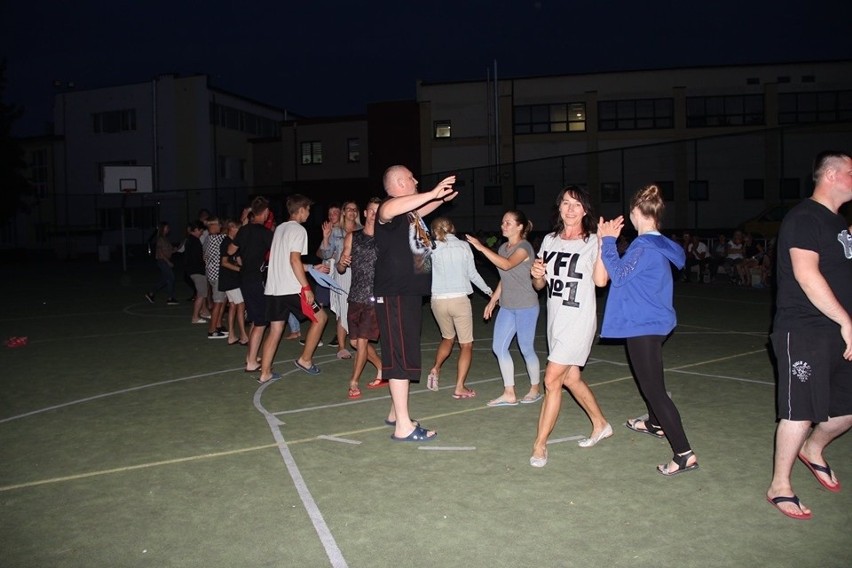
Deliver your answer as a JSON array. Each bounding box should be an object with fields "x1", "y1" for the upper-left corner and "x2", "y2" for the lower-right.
[{"x1": 225, "y1": 288, "x2": 244, "y2": 304}]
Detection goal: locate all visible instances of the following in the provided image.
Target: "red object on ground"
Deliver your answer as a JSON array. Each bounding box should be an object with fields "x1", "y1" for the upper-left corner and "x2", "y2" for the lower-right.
[{"x1": 5, "y1": 336, "x2": 28, "y2": 348}]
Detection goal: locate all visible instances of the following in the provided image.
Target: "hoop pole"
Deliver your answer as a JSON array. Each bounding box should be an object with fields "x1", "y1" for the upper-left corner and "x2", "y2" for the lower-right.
[{"x1": 121, "y1": 192, "x2": 128, "y2": 272}]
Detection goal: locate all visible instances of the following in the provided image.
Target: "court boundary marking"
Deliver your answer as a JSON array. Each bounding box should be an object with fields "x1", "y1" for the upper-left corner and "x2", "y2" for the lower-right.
[{"x1": 1, "y1": 345, "x2": 770, "y2": 493}]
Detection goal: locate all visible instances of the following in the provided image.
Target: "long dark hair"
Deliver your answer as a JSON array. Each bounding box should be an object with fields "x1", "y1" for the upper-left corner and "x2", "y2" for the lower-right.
[{"x1": 552, "y1": 185, "x2": 597, "y2": 240}]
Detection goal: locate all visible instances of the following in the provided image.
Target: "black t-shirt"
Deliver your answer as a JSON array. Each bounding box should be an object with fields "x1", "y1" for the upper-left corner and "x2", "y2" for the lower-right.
[
  {"x1": 773, "y1": 198, "x2": 852, "y2": 331},
  {"x1": 232, "y1": 223, "x2": 273, "y2": 284},
  {"x1": 373, "y1": 210, "x2": 432, "y2": 296},
  {"x1": 218, "y1": 236, "x2": 240, "y2": 292},
  {"x1": 184, "y1": 235, "x2": 205, "y2": 275}
]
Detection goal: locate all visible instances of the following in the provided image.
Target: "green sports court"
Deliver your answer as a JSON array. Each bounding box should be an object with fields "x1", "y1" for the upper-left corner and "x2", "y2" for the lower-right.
[{"x1": 1, "y1": 260, "x2": 849, "y2": 568}]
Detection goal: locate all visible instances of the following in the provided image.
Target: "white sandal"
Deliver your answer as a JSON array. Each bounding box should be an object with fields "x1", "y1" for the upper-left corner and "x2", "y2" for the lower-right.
[{"x1": 426, "y1": 371, "x2": 439, "y2": 391}]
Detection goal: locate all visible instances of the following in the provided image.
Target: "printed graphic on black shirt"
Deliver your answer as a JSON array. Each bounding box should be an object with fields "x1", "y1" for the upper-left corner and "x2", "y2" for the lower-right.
[
  {"x1": 408, "y1": 212, "x2": 433, "y2": 274},
  {"x1": 839, "y1": 228, "x2": 852, "y2": 259}
]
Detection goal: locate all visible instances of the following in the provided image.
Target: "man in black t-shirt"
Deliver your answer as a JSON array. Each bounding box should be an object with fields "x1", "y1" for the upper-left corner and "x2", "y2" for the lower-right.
[
  {"x1": 228, "y1": 196, "x2": 273, "y2": 372},
  {"x1": 766, "y1": 151, "x2": 852, "y2": 521},
  {"x1": 374, "y1": 165, "x2": 457, "y2": 442}
]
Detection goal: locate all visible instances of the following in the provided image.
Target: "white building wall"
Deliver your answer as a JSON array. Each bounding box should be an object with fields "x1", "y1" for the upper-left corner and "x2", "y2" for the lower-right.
[{"x1": 418, "y1": 61, "x2": 852, "y2": 233}]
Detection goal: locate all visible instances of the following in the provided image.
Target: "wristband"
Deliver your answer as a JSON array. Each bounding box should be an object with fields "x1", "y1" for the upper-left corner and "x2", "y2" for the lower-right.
[{"x1": 301, "y1": 285, "x2": 311, "y2": 291}]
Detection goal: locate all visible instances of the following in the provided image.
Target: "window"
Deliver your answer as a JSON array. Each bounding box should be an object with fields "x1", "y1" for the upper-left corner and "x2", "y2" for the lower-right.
[
  {"x1": 218, "y1": 156, "x2": 246, "y2": 180},
  {"x1": 30, "y1": 149, "x2": 49, "y2": 199},
  {"x1": 218, "y1": 155, "x2": 229, "y2": 179},
  {"x1": 686, "y1": 95, "x2": 764, "y2": 127},
  {"x1": 780, "y1": 178, "x2": 800, "y2": 200},
  {"x1": 210, "y1": 103, "x2": 280, "y2": 137},
  {"x1": 655, "y1": 181, "x2": 675, "y2": 202},
  {"x1": 689, "y1": 180, "x2": 709, "y2": 201},
  {"x1": 483, "y1": 185, "x2": 502, "y2": 206},
  {"x1": 434, "y1": 121, "x2": 452, "y2": 138},
  {"x1": 515, "y1": 185, "x2": 535, "y2": 205},
  {"x1": 778, "y1": 90, "x2": 852, "y2": 124},
  {"x1": 599, "y1": 98, "x2": 673, "y2": 131},
  {"x1": 347, "y1": 138, "x2": 360, "y2": 163},
  {"x1": 600, "y1": 182, "x2": 621, "y2": 203},
  {"x1": 514, "y1": 102, "x2": 586, "y2": 134},
  {"x1": 743, "y1": 179, "x2": 764, "y2": 200},
  {"x1": 92, "y1": 109, "x2": 136, "y2": 133},
  {"x1": 301, "y1": 141, "x2": 323, "y2": 165}
]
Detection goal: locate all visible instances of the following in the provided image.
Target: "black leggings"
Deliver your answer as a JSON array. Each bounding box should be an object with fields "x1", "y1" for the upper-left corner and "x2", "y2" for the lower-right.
[{"x1": 626, "y1": 335, "x2": 691, "y2": 455}]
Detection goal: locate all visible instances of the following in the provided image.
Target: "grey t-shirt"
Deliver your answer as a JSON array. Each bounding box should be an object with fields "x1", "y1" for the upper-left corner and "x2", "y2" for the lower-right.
[{"x1": 497, "y1": 240, "x2": 538, "y2": 309}]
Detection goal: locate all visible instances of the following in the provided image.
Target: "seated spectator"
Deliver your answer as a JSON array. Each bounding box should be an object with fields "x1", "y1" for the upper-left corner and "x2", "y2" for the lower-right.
[
  {"x1": 707, "y1": 233, "x2": 727, "y2": 282},
  {"x1": 684, "y1": 234, "x2": 708, "y2": 283},
  {"x1": 722, "y1": 230, "x2": 744, "y2": 283},
  {"x1": 736, "y1": 233, "x2": 759, "y2": 286}
]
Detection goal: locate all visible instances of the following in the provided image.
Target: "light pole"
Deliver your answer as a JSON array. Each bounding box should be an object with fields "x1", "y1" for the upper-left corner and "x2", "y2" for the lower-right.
[{"x1": 53, "y1": 80, "x2": 74, "y2": 259}]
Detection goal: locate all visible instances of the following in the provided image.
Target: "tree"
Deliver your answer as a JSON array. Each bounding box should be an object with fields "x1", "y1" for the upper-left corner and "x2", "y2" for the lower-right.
[{"x1": 0, "y1": 59, "x2": 31, "y2": 223}]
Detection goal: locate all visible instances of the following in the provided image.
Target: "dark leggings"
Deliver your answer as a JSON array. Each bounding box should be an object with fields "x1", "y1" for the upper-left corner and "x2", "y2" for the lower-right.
[{"x1": 626, "y1": 335, "x2": 691, "y2": 455}]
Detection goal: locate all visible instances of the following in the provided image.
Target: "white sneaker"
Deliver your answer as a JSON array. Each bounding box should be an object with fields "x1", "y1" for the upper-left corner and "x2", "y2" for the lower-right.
[{"x1": 207, "y1": 331, "x2": 227, "y2": 339}]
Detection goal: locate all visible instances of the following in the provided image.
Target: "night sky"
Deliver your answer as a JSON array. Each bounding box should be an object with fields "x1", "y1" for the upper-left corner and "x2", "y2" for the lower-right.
[{"x1": 2, "y1": 0, "x2": 850, "y2": 136}]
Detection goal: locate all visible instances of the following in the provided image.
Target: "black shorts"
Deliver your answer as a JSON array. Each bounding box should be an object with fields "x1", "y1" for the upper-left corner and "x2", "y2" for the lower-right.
[
  {"x1": 348, "y1": 301, "x2": 380, "y2": 341},
  {"x1": 772, "y1": 329, "x2": 852, "y2": 422},
  {"x1": 266, "y1": 294, "x2": 311, "y2": 324},
  {"x1": 241, "y1": 279, "x2": 268, "y2": 326},
  {"x1": 375, "y1": 295, "x2": 423, "y2": 382}
]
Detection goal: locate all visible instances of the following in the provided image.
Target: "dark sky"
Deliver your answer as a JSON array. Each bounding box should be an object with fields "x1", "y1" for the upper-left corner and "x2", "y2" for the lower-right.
[{"x1": 3, "y1": 0, "x2": 851, "y2": 136}]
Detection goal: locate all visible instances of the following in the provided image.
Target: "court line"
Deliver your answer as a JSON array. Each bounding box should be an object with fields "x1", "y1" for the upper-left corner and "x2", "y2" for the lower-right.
[
  {"x1": 254, "y1": 372, "x2": 348, "y2": 567},
  {"x1": 0, "y1": 348, "x2": 770, "y2": 493},
  {"x1": 0, "y1": 355, "x2": 339, "y2": 424}
]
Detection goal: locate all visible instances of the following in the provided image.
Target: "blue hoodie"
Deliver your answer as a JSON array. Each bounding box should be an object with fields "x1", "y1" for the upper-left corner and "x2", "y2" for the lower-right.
[{"x1": 600, "y1": 233, "x2": 685, "y2": 338}]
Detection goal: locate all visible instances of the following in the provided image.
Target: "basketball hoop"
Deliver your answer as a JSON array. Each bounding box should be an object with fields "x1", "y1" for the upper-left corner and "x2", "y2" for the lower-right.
[{"x1": 119, "y1": 178, "x2": 138, "y2": 194}]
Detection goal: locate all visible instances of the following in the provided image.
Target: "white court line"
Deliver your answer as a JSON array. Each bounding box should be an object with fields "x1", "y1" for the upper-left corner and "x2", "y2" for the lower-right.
[
  {"x1": 1, "y1": 343, "x2": 773, "y2": 564},
  {"x1": 547, "y1": 435, "x2": 584, "y2": 444},
  {"x1": 253, "y1": 371, "x2": 348, "y2": 568},
  {"x1": 418, "y1": 446, "x2": 477, "y2": 451},
  {"x1": 317, "y1": 435, "x2": 362, "y2": 445},
  {"x1": 670, "y1": 368, "x2": 773, "y2": 386}
]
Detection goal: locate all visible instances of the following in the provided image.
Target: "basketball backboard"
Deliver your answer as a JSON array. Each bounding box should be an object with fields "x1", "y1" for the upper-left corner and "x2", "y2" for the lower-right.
[{"x1": 103, "y1": 166, "x2": 153, "y2": 194}]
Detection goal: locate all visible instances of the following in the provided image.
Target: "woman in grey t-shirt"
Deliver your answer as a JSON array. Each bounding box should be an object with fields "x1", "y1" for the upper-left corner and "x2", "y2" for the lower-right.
[{"x1": 467, "y1": 210, "x2": 542, "y2": 407}]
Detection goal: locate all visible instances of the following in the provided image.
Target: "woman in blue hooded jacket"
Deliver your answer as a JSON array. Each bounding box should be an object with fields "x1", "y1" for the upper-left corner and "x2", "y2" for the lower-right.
[{"x1": 598, "y1": 184, "x2": 699, "y2": 476}]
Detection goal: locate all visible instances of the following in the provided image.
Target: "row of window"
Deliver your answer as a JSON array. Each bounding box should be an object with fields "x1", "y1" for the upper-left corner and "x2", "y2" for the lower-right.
[
  {"x1": 300, "y1": 138, "x2": 360, "y2": 165},
  {"x1": 93, "y1": 109, "x2": 136, "y2": 133},
  {"x1": 209, "y1": 103, "x2": 280, "y2": 138},
  {"x1": 434, "y1": 90, "x2": 851, "y2": 137},
  {"x1": 479, "y1": 178, "x2": 800, "y2": 207}
]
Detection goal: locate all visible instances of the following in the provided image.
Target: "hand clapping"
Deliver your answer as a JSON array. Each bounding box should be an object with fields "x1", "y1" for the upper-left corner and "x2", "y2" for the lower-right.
[{"x1": 598, "y1": 215, "x2": 625, "y2": 239}]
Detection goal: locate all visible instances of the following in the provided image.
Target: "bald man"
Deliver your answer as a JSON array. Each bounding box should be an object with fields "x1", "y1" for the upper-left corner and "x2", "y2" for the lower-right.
[
  {"x1": 374, "y1": 165, "x2": 457, "y2": 441},
  {"x1": 766, "y1": 150, "x2": 852, "y2": 520}
]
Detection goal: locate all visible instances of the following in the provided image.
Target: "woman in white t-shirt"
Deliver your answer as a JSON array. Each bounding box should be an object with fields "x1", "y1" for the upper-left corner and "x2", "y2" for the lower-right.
[{"x1": 528, "y1": 186, "x2": 612, "y2": 467}]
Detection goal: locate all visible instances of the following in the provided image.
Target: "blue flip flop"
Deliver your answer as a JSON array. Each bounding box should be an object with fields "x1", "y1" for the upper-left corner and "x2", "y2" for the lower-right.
[
  {"x1": 293, "y1": 359, "x2": 321, "y2": 375},
  {"x1": 257, "y1": 372, "x2": 281, "y2": 385},
  {"x1": 391, "y1": 425, "x2": 437, "y2": 442}
]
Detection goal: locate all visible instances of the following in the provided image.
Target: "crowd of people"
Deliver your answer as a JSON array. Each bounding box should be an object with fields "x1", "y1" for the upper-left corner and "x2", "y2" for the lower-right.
[
  {"x1": 674, "y1": 229, "x2": 775, "y2": 287},
  {"x1": 144, "y1": 151, "x2": 851, "y2": 521}
]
